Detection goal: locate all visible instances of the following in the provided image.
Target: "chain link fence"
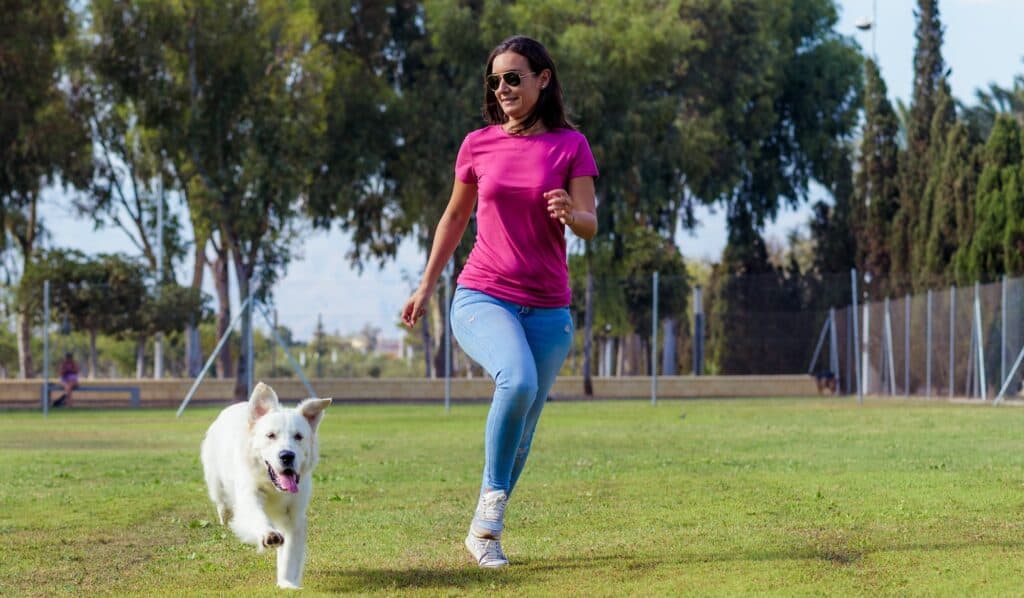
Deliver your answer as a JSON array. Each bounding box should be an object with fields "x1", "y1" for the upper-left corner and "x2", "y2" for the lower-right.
[{"x1": 5, "y1": 270, "x2": 1024, "y2": 402}]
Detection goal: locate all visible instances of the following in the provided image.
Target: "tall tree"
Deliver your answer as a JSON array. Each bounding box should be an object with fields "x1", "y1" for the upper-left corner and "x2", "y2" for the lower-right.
[
  {"x1": 911, "y1": 78, "x2": 956, "y2": 290},
  {"x1": 2, "y1": 0, "x2": 93, "y2": 377},
  {"x1": 892, "y1": 0, "x2": 951, "y2": 291},
  {"x1": 92, "y1": 0, "x2": 333, "y2": 398},
  {"x1": 922, "y1": 121, "x2": 979, "y2": 285},
  {"x1": 854, "y1": 59, "x2": 901, "y2": 298},
  {"x1": 956, "y1": 115, "x2": 1024, "y2": 281}
]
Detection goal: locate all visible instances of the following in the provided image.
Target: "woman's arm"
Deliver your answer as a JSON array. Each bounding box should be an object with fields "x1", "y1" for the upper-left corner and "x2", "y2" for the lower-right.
[
  {"x1": 545, "y1": 176, "x2": 597, "y2": 240},
  {"x1": 401, "y1": 180, "x2": 477, "y2": 327}
]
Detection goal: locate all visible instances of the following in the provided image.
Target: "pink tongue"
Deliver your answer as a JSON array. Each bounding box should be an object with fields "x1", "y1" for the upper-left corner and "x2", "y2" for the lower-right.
[{"x1": 280, "y1": 472, "x2": 299, "y2": 493}]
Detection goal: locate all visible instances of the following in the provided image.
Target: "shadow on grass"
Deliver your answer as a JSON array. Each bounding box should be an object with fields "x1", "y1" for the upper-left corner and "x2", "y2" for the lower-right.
[
  {"x1": 319, "y1": 536, "x2": 1024, "y2": 592},
  {"x1": 320, "y1": 554, "x2": 624, "y2": 592}
]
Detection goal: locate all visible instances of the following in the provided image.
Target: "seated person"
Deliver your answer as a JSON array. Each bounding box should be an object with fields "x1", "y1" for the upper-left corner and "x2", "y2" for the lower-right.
[
  {"x1": 53, "y1": 353, "x2": 80, "y2": 407},
  {"x1": 813, "y1": 369, "x2": 837, "y2": 395}
]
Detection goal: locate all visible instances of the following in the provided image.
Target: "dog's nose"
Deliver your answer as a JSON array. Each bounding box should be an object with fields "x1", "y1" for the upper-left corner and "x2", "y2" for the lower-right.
[{"x1": 278, "y1": 450, "x2": 295, "y2": 466}]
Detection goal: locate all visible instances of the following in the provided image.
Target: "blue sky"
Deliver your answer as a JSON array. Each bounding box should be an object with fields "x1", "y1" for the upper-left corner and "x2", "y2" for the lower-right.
[{"x1": 38, "y1": 0, "x2": 1024, "y2": 340}]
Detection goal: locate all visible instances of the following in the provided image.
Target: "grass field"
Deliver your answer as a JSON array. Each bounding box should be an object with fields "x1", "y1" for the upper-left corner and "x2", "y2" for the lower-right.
[{"x1": 3, "y1": 397, "x2": 1024, "y2": 596}]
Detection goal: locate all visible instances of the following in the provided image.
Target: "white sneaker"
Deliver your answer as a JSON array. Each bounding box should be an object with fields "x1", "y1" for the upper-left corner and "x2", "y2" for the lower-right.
[
  {"x1": 465, "y1": 534, "x2": 508, "y2": 568},
  {"x1": 470, "y1": 489, "x2": 508, "y2": 540}
]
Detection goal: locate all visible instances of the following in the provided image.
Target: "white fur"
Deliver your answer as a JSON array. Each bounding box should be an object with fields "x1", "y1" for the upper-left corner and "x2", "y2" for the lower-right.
[{"x1": 201, "y1": 382, "x2": 331, "y2": 589}]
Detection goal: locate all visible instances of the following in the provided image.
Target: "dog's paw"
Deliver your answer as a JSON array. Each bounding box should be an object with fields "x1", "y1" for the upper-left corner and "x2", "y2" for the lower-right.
[{"x1": 261, "y1": 531, "x2": 285, "y2": 548}]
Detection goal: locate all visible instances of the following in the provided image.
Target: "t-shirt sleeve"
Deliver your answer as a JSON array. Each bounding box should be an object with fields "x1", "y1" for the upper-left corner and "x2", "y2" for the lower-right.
[
  {"x1": 454, "y1": 134, "x2": 476, "y2": 184},
  {"x1": 570, "y1": 133, "x2": 599, "y2": 179}
]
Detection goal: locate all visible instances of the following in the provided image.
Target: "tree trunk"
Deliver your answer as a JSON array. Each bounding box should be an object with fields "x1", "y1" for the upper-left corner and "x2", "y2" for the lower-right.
[
  {"x1": 582, "y1": 256, "x2": 594, "y2": 395},
  {"x1": 135, "y1": 336, "x2": 145, "y2": 378},
  {"x1": 186, "y1": 234, "x2": 207, "y2": 377},
  {"x1": 16, "y1": 311, "x2": 34, "y2": 379},
  {"x1": 89, "y1": 329, "x2": 98, "y2": 379},
  {"x1": 232, "y1": 253, "x2": 253, "y2": 402},
  {"x1": 210, "y1": 248, "x2": 232, "y2": 379},
  {"x1": 14, "y1": 199, "x2": 38, "y2": 379}
]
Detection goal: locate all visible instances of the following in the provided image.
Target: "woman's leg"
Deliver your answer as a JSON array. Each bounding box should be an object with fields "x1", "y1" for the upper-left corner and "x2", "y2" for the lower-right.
[
  {"x1": 508, "y1": 306, "x2": 574, "y2": 495},
  {"x1": 450, "y1": 288, "x2": 538, "y2": 494}
]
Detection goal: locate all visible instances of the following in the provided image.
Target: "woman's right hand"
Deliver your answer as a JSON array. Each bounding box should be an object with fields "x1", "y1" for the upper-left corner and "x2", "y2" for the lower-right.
[{"x1": 401, "y1": 285, "x2": 433, "y2": 328}]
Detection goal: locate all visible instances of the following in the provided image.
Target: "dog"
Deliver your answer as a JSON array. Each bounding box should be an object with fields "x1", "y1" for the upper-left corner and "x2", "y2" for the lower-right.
[
  {"x1": 813, "y1": 370, "x2": 837, "y2": 395},
  {"x1": 201, "y1": 382, "x2": 332, "y2": 589}
]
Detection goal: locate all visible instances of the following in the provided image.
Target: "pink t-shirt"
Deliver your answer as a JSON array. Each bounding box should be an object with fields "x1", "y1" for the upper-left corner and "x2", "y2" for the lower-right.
[{"x1": 454, "y1": 125, "x2": 599, "y2": 307}]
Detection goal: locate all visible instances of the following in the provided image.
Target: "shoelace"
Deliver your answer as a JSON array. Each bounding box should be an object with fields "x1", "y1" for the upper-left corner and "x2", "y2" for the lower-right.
[{"x1": 478, "y1": 493, "x2": 507, "y2": 521}]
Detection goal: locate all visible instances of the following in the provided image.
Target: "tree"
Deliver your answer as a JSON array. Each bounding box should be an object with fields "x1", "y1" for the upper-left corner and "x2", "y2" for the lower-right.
[
  {"x1": 922, "y1": 121, "x2": 979, "y2": 285},
  {"x1": 92, "y1": 0, "x2": 333, "y2": 398},
  {"x1": 961, "y1": 75, "x2": 1024, "y2": 143},
  {"x1": 911, "y1": 78, "x2": 956, "y2": 290},
  {"x1": 854, "y1": 59, "x2": 901, "y2": 298},
  {"x1": 131, "y1": 283, "x2": 207, "y2": 377},
  {"x1": 957, "y1": 115, "x2": 1024, "y2": 281},
  {"x1": 19, "y1": 251, "x2": 146, "y2": 377},
  {"x1": 2, "y1": 0, "x2": 93, "y2": 377},
  {"x1": 892, "y1": 0, "x2": 951, "y2": 291}
]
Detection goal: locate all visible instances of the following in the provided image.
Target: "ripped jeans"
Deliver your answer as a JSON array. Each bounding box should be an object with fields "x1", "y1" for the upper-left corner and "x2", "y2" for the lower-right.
[{"x1": 450, "y1": 286, "x2": 574, "y2": 495}]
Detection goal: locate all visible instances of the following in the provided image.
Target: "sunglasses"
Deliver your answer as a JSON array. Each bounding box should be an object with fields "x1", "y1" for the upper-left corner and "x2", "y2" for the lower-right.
[{"x1": 485, "y1": 71, "x2": 537, "y2": 91}]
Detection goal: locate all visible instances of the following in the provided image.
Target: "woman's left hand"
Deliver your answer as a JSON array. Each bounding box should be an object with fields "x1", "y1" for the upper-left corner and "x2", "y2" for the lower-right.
[{"x1": 544, "y1": 189, "x2": 575, "y2": 225}]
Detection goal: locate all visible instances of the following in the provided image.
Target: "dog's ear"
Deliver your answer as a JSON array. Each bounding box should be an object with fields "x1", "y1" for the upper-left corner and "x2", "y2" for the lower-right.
[
  {"x1": 297, "y1": 398, "x2": 332, "y2": 432},
  {"x1": 248, "y1": 382, "x2": 280, "y2": 425}
]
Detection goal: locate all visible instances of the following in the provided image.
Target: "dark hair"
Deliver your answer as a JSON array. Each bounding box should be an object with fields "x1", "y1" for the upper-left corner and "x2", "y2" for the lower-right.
[
  {"x1": 483, "y1": 36, "x2": 575, "y2": 134},
  {"x1": 64, "y1": 352, "x2": 72, "y2": 359}
]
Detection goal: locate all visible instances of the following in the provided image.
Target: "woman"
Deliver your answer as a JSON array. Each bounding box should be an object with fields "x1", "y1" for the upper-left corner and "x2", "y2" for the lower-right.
[
  {"x1": 55, "y1": 352, "x2": 80, "y2": 407},
  {"x1": 401, "y1": 35, "x2": 598, "y2": 568}
]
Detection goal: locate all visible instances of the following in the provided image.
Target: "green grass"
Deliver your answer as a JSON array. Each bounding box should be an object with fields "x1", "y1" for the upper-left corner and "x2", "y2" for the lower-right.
[{"x1": 3, "y1": 398, "x2": 1024, "y2": 596}]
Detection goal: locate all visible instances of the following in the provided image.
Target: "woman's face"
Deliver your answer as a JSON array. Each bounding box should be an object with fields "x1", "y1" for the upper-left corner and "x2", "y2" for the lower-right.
[{"x1": 490, "y1": 51, "x2": 550, "y2": 123}]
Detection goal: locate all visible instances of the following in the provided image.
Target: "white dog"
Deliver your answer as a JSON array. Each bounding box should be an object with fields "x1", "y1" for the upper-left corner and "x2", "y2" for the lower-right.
[{"x1": 201, "y1": 382, "x2": 332, "y2": 589}]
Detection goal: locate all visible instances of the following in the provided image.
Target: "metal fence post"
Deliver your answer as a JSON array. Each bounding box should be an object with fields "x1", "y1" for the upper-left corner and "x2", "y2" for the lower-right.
[
  {"x1": 829, "y1": 308, "x2": 840, "y2": 392},
  {"x1": 651, "y1": 271, "x2": 659, "y2": 405},
  {"x1": 693, "y1": 285, "x2": 704, "y2": 376},
  {"x1": 975, "y1": 281, "x2": 987, "y2": 401},
  {"x1": 247, "y1": 286, "x2": 255, "y2": 398},
  {"x1": 863, "y1": 296, "x2": 871, "y2": 395},
  {"x1": 926, "y1": 289, "x2": 932, "y2": 398},
  {"x1": 884, "y1": 297, "x2": 896, "y2": 396},
  {"x1": 949, "y1": 285, "x2": 956, "y2": 398},
  {"x1": 42, "y1": 280, "x2": 50, "y2": 417},
  {"x1": 444, "y1": 259, "x2": 453, "y2": 412},
  {"x1": 1001, "y1": 275, "x2": 1007, "y2": 386},
  {"x1": 904, "y1": 293, "x2": 910, "y2": 396},
  {"x1": 851, "y1": 269, "x2": 862, "y2": 404}
]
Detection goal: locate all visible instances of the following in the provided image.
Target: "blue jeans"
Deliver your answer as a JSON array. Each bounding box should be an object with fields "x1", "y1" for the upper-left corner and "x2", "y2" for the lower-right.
[{"x1": 450, "y1": 287, "x2": 574, "y2": 495}]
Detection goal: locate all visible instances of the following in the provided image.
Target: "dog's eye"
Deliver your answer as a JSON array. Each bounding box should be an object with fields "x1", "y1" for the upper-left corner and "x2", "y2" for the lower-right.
[
  {"x1": 294, "y1": 433, "x2": 303, "y2": 441},
  {"x1": 266, "y1": 432, "x2": 276, "y2": 439}
]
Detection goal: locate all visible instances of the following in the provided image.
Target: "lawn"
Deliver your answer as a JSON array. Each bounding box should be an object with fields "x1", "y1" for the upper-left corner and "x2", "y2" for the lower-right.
[{"x1": 2, "y1": 398, "x2": 1024, "y2": 596}]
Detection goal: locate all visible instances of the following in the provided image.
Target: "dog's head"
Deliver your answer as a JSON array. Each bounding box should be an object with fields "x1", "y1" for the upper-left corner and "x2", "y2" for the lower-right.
[{"x1": 246, "y1": 382, "x2": 332, "y2": 494}]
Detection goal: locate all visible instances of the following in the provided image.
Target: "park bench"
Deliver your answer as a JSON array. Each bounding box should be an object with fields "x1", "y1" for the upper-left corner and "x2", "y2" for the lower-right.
[{"x1": 41, "y1": 382, "x2": 141, "y2": 408}]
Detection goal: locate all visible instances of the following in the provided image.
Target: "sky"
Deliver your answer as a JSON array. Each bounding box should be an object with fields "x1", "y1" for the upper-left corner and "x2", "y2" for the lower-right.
[{"x1": 37, "y1": 0, "x2": 1024, "y2": 341}]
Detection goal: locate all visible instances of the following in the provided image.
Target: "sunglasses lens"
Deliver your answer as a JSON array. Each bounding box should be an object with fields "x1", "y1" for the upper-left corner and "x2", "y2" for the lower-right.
[{"x1": 486, "y1": 72, "x2": 524, "y2": 91}]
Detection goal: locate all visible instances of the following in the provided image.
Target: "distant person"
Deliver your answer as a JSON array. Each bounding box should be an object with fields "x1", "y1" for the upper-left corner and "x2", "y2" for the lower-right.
[
  {"x1": 54, "y1": 353, "x2": 80, "y2": 407},
  {"x1": 401, "y1": 35, "x2": 598, "y2": 568}
]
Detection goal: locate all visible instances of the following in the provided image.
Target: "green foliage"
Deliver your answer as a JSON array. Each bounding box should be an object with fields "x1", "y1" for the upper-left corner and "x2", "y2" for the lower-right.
[
  {"x1": 957, "y1": 115, "x2": 1024, "y2": 282},
  {"x1": 893, "y1": 0, "x2": 952, "y2": 291},
  {"x1": 0, "y1": 0, "x2": 93, "y2": 226},
  {"x1": 923, "y1": 121, "x2": 979, "y2": 286}
]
